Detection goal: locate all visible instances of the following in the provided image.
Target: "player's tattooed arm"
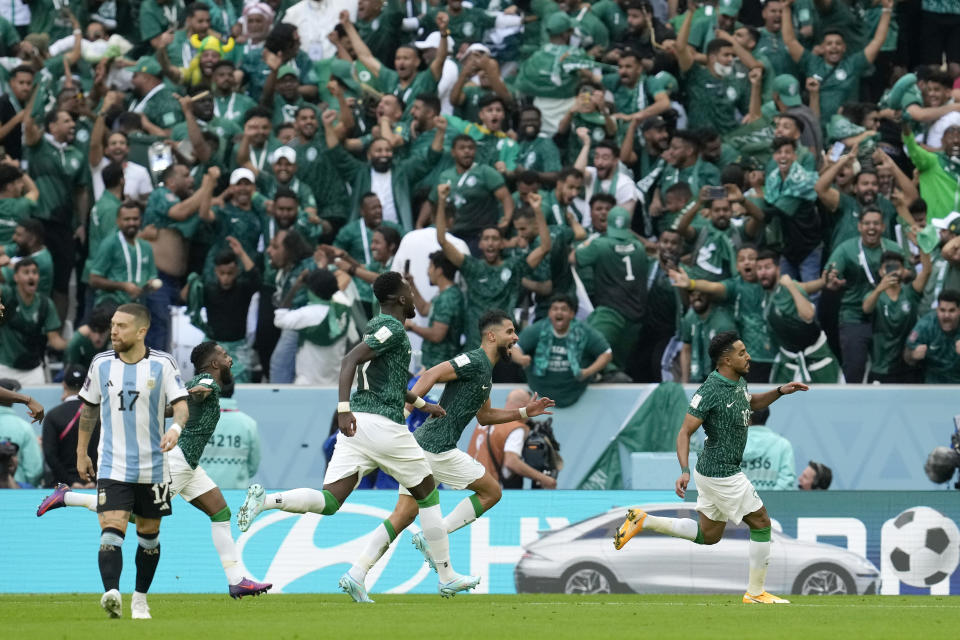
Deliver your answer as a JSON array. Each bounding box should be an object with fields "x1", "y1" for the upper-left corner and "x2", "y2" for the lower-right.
[{"x1": 76, "y1": 401, "x2": 100, "y2": 482}]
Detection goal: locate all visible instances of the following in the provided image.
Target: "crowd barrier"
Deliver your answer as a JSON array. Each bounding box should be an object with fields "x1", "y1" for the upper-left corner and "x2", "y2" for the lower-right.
[
  {"x1": 2, "y1": 490, "x2": 957, "y2": 595},
  {"x1": 19, "y1": 383, "x2": 959, "y2": 491}
]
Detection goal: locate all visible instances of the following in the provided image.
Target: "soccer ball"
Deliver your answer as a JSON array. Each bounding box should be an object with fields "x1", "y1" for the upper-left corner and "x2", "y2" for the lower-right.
[{"x1": 887, "y1": 507, "x2": 960, "y2": 587}]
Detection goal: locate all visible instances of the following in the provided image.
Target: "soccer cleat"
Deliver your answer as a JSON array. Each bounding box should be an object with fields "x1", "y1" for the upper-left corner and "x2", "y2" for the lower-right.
[
  {"x1": 614, "y1": 508, "x2": 647, "y2": 550},
  {"x1": 36, "y1": 483, "x2": 70, "y2": 517},
  {"x1": 237, "y1": 484, "x2": 266, "y2": 532},
  {"x1": 131, "y1": 592, "x2": 151, "y2": 619},
  {"x1": 411, "y1": 532, "x2": 437, "y2": 573},
  {"x1": 229, "y1": 577, "x2": 273, "y2": 599},
  {"x1": 438, "y1": 574, "x2": 481, "y2": 598},
  {"x1": 100, "y1": 589, "x2": 122, "y2": 618},
  {"x1": 338, "y1": 573, "x2": 375, "y2": 603},
  {"x1": 743, "y1": 591, "x2": 790, "y2": 604}
]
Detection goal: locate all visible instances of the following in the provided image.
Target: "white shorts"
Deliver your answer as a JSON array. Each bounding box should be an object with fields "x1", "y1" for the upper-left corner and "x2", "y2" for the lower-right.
[
  {"x1": 398, "y1": 448, "x2": 487, "y2": 496},
  {"x1": 324, "y1": 412, "x2": 433, "y2": 490},
  {"x1": 693, "y1": 470, "x2": 763, "y2": 525},
  {"x1": 169, "y1": 446, "x2": 218, "y2": 502}
]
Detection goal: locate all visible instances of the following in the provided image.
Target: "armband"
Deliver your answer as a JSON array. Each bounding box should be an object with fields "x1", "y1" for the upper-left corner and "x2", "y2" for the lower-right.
[
  {"x1": 681, "y1": 466, "x2": 690, "y2": 474},
  {"x1": 169, "y1": 423, "x2": 182, "y2": 436},
  {"x1": 337, "y1": 401, "x2": 351, "y2": 413},
  {"x1": 518, "y1": 407, "x2": 528, "y2": 420},
  {"x1": 413, "y1": 397, "x2": 427, "y2": 409}
]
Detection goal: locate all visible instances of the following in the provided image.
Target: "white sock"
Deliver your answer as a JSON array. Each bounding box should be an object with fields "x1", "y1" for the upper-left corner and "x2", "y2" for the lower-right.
[
  {"x1": 348, "y1": 523, "x2": 393, "y2": 584},
  {"x1": 747, "y1": 539, "x2": 771, "y2": 595},
  {"x1": 64, "y1": 491, "x2": 97, "y2": 512},
  {"x1": 210, "y1": 521, "x2": 244, "y2": 585},
  {"x1": 442, "y1": 496, "x2": 482, "y2": 534},
  {"x1": 419, "y1": 504, "x2": 455, "y2": 582},
  {"x1": 643, "y1": 515, "x2": 700, "y2": 541},
  {"x1": 263, "y1": 488, "x2": 327, "y2": 514}
]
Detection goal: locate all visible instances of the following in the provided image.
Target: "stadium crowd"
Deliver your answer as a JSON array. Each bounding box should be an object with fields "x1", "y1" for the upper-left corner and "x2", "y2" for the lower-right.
[{"x1": 0, "y1": 0, "x2": 958, "y2": 403}]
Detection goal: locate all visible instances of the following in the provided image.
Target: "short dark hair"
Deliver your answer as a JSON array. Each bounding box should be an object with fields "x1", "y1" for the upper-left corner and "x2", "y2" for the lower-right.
[
  {"x1": 13, "y1": 256, "x2": 36, "y2": 273},
  {"x1": 549, "y1": 293, "x2": 578, "y2": 312},
  {"x1": 118, "y1": 199, "x2": 144, "y2": 216},
  {"x1": 520, "y1": 105, "x2": 542, "y2": 118},
  {"x1": 822, "y1": 28, "x2": 846, "y2": 41},
  {"x1": 672, "y1": 130, "x2": 699, "y2": 149},
  {"x1": 776, "y1": 113, "x2": 805, "y2": 134},
  {"x1": 938, "y1": 289, "x2": 960, "y2": 306},
  {"x1": 756, "y1": 248, "x2": 780, "y2": 263},
  {"x1": 706, "y1": 38, "x2": 733, "y2": 56},
  {"x1": 265, "y1": 22, "x2": 297, "y2": 54},
  {"x1": 282, "y1": 229, "x2": 313, "y2": 265},
  {"x1": 708, "y1": 330, "x2": 741, "y2": 364},
  {"x1": 859, "y1": 206, "x2": 883, "y2": 221},
  {"x1": 360, "y1": 191, "x2": 380, "y2": 207},
  {"x1": 0, "y1": 164, "x2": 22, "y2": 191},
  {"x1": 88, "y1": 304, "x2": 116, "y2": 333},
  {"x1": 274, "y1": 186, "x2": 298, "y2": 203},
  {"x1": 664, "y1": 181, "x2": 692, "y2": 200},
  {"x1": 43, "y1": 109, "x2": 69, "y2": 131},
  {"x1": 116, "y1": 303, "x2": 151, "y2": 327},
  {"x1": 771, "y1": 136, "x2": 797, "y2": 152},
  {"x1": 516, "y1": 170, "x2": 540, "y2": 185},
  {"x1": 17, "y1": 217, "x2": 44, "y2": 243},
  {"x1": 243, "y1": 106, "x2": 273, "y2": 124},
  {"x1": 451, "y1": 134, "x2": 476, "y2": 148},
  {"x1": 808, "y1": 461, "x2": 833, "y2": 489},
  {"x1": 414, "y1": 93, "x2": 441, "y2": 114},
  {"x1": 429, "y1": 250, "x2": 457, "y2": 281},
  {"x1": 161, "y1": 163, "x2": 187, "y2": 182},
  {"x1": 10, "y1": 65, "x2": 34, "y2": 80},
  {"x1": 589, "y1": 193, "x2": 617, "y2": 207},
  {"x1": 185, "y1": 2, "x2": 210, "y2": 18},
  {"x1": 594, "y1": 140, "x2": 619, "y2": 156},
  {"x1": 513, "y1": 205, "x2": 535, "y2": 222},
  {"x1": 213, "y1": 59, "x2": 235, "y2": 73},
  {"x1": 372, "y1": 270, "x2": 406, "y2": 304},
  {"x1": 738, "y1": 25, "x2": 760, "y2": 46},
  {"x1": 925, "y1": 69, "x2": 953, "y2": 89},
  {"x1": 306, "y1": 268, "x2": 339, "y2": 299},
  {"x1": 737, "y1": 243, "x2": 758, "y2": 256},
  {"x1": 880, "y1": 250, "x2": 904, "y2": 265},
  {"x1": 102, "y1": 162, "x2": 125, "y2": 190},
  {"x1": 214, "y1": 248, "x2": 238, "y2": 267},
  {"x1": 478, "y1": 309, "x2": 513, "y2": 334},
  {"x1": 557, "y1": 167, "x2": 583, "y2": 182},
  {"x1": 908, "y1": 198, "x2": 928, "y2": 215},
  {"x1": 190, "y1": 340, "x2": 219, "y2": 374},
  {"x1": 374, "y1": 226, "x2": 401, "y2": 251}
]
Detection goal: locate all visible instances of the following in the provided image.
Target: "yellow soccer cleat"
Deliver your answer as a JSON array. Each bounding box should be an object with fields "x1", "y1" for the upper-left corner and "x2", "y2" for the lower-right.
[
  {"x1": 743, "y1": 591, "x2": 790, "y2": 604},
  {"x1": 613, "y1": 508, "x2": 647, "y2": 550}
]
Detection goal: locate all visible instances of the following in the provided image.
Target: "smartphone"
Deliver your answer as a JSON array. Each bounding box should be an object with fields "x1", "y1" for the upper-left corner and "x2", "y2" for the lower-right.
[
  {"x1": 829, "y1": 141, "x2": 846, "y2": 163},
  {"x1": 403, "y1": 259, "x2": 411, "y2": 275},
  {"x1": 705, "y1": 186, "x2": 726, "y2": 200}
]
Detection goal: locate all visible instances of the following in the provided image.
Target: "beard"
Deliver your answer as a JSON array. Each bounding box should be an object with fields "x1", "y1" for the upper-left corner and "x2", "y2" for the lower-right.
[
  {"x1": 372, "y1": 157, "x2": 393, "y2": 172},
  {"x1": 221, "y1": 364, "x2": 234, "y2": 386},
  {"x1": 498, "y1": 345, "x2": 512, "y2": 362},
  {"x1": 520, "y1": 125, "x2": 538, "y2": 141}
]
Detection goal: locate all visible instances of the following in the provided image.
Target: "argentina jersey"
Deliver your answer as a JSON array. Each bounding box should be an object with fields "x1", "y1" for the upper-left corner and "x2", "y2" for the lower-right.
[{"x1": 79, "y1": 349, "x2": 189, "y2": 484}]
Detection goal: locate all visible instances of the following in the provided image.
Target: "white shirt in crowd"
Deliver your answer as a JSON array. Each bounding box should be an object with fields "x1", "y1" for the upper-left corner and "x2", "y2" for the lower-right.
[
  {"x1": 369, "y1": 169, "x2": 399, "y2": 224},
  {"x1": 92, "y1": 157, "x2": 154, "y2": 203}
]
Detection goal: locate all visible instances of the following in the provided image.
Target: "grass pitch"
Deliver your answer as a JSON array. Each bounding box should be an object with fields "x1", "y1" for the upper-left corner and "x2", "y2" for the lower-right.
[{"x1": 4, "y1": 594, "x2": 957, "y2": 640}]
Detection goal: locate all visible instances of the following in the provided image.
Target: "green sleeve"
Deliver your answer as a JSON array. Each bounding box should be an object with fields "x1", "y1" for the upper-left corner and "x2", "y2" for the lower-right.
[
  {"x1": 583, "y1": 324, "x2": 611, "y2": 360},
  {"x1": 717, "y1": 277, "x2": 737, "y2": 302},
  {"x1": 449, "y1": 350, "x2": 482, "y2": 380},
  {"x1": 43, "y1": 296, "x2": 61, "y2": 332},
  {"x1": 329, "y1": 144, "x2": 364, "y2": 184},
  {"x1": 848, "y1": 52, "x2": 869, "y2": 78},
  {"x1": 139, "y1": 3, "x2": 167, "y2": 41},
  {"x1": 518, "y1": 323, "x2": 539, "y2": 354},
  {"x1": 498, "y1": 139, "x2": 518, "y2": 171},
  {"x1": 686, "y1": 382, "x2": 715, "y2": 420},
  {"x1": 431, "y1": 289, "x2": 461, "y2": 325},
  {"x1": 460, "y1": 254, "x2": 482, "y2": 282},
  {"x1": 363, "y1": 320, "x2": 406, "y2": 354},
  {"x1": 903, "y1": 133, "x2": 936, "y2": 172},
  {"x1": 485, "y1": 165, "x2": 506, "y2": 191},
  {"x1": 905, "y1": 316, "x2": 930, "y2": 350},
  {"x1": 89, "y1": 240, "x2": 115, "y2": 277},
  {"x1": 575, "y1": 239, "x2": 600, "y2": 267}
]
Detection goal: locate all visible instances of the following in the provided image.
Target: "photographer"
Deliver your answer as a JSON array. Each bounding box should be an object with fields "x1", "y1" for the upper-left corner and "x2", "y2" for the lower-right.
[
  {"x1": 468, "y1": 389, "x2": 558, "y2": 489},
  {"x1": 0, "y1": 440, "x2": 28, "y2": 488}
]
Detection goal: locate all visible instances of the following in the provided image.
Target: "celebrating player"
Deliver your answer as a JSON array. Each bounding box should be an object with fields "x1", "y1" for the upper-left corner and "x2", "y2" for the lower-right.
[
  {"x1": 37, "y1": 341, "x2": 271, "y2": 600},
  {"x1": 72, "y1": 304, "x2": 188, "y2": 619},
  {"x1": 236, "y1": 272, "x2": 482, "y2": 597},
  {"x1": 614, "y1": 331, "x2": 808, "y2": 604},
  {"x1": 340, "y1": 309, "x2": 555, "y2": 602}
]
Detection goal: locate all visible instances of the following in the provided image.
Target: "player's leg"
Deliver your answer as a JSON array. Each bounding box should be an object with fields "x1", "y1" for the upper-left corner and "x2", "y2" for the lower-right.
[
  {"x1": 741, "y1": 506, "x2": 788, "y2": 603},
  {"x1": 129, "y1": 481, "x2": 173, "y2": 619},
  {"x1": 188, "y1": 483, "x2": 272, "y2": 598},
  {"x1": 36, "y1": 483, "x2": 98, "y2": 515},
  {"x1": 444, "y1": 469, "x2": 501, "y2": 534},
  {"x1": 96, "y1": 480, "x2": 133, "y2": 618}
]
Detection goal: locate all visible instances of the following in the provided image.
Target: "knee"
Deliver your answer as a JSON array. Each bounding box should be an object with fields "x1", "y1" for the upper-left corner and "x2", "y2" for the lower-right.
[
  {"x1": 99, "y1": 528, "x2": 125, "y2": 550},
  {"x1": 702, "y1": 530, "x2": 723, "y2": 545},
  {"x1": 481, "y1": 483, "x2": 502, "y2": 508}
]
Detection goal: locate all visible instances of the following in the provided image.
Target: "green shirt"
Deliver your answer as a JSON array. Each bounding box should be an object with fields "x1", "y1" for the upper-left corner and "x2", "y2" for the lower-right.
[
  {"x1": 0, "y1": 198, "x2": 37, "y2": 244},
  {"x1": 64, "y1": 331, "x2": 99, "y2": 371},
  {"x1": 688, "y1": 370, "x2": 752, "y2": 478},
  {"x1": 923, "y1": 0, "x2": 960, "y2": 13},
  {"x1": 139, "y1": 0, "x2": 185, "y2": 41},
  {"x1": 350, "y1": 314, "x2": 412, "y2": 424},
  {"x1": 719, "y1": 276, "x2": 777, "y2": 363},
  {"x1": 90, "y1": 234, "x2": 158, "y2": 306},
  {"x1": 756, "y1": 28, "x2": 796, "y2": 77},
  {"x1": 740, "y1": 426, "x2": 797, "y2": 490},
  {"x1": 213, "y1": 92, "x2": 258, "y2": 128},
  {"x1": 375, "y1": 67, "x2": 438, "y2": 119},
  {"x1": 415, "y1": 347, "x2": 493, "y2": 454},
  {"x1": 906, "y1": 313, "x2": 960, "y2": 384},
  {"x1": 659, "y1": 158, "x2": 722, "y2": 196},
  {"x1": 826, "y1": 193, "x2": 897, "y2": 254},
  {"x1": 826, "y1": 237, "x2": 907, "y2": 324},
  {"x1": 460, "y1": 255, "x2": 529, "y2": 349},
  {"x1": 763, "y1": 283, "x2": 821, "y2": 352},
  {"x1": 680, "y1": 306, "x2": 737, "y2": 383},
  {"x1": 575, "y1": 235, "x2": 650, "y2": 322},
  {"x1": 25, "y1": 137, "x2": 90, "y2": 224},
  {"x1": 682, "y1": 64, "x2": 749, "y2": 134},
  {"x1": 421, "y1": 285, "x2": 465, "y2": 369},
  {"x1": 29, "y1": 0, "x2": 88, "y2": 43},
  {"x1": 332, "y1": 219, "x2": 404, "y2": 263},
  {"x1": 517, "y1": 135, "x2": 563, "y2": 174},
  {"x1": 134, "y1": 86, "x2": 185, "y2": 131},
  {"x1": 0, "y1": 285, "x2": 60, "y2": 370},
  {"x1": 2, "y1": 247, "x2": 54, "y2": 299},
  {"x1": 435, "y1": 6, "x2": 494, "y2": 44},
  {"x1": 178, "y1": 374, "x2": 222, "y2": 469},
  {"x1": 591, "y1": 0, "x2": 628, "y2": 40},
  {"x1": 903, "y1": 133, "x2": 960, "y2": 223},
  {"x1": 518, "y1": 318, "x2": 611, "y2": 408},
  {"x1": 84, "y1": 190, "x2": 122, "y2": 282},
  {"x1": 205, "y1": 202, "x2": 265, "y2": 277},
  {"x1": 355, "y1": 1, "x2": 404, "y2": 64},
  {"x1": 144, "y1": 185, "x2": 201, "y2": 240},
  {"x1": 869, "y1": 285, "x2": 921, "y2": 375},
  {"x1": 432, "y1": 164, "x2": 506, "y2": 236},
  {"x1": 800, "y1": 51, "x2": 869, "y2": 123},
  {"x1": 689, "y1": 224, "x2": 737, "y2": 282}
]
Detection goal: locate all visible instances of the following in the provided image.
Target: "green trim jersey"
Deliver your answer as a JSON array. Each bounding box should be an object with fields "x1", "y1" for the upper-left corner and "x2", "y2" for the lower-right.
[
  {"x1": 350, "y1": 314, "x2": 412, "y2": 424},
  {"x1": 415, "y1": 348, "x2": 493, "y2": 454},
  {"x1": 689, "y1": 370, "x2": 752, "y2": 478},
  {"x1": 178, "y1": 374, "x2": 221, "y2": 469}
]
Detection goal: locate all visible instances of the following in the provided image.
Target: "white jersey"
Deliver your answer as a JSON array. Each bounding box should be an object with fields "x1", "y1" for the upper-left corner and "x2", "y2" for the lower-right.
[{"x1": 79, "y1": 348, "x2": 188, "y2": 484}]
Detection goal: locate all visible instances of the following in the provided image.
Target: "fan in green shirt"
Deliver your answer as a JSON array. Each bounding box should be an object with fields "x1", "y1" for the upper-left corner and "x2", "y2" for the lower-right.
[
  {"x1": 140, "y1": 0, "x2": 186, "y2": 45},
  {"x1": 680, "y1": 291, "x2": 737, "y2": 383},
  {"x1": 23, "y1": 110, "x2": 91, "y2": 227},
  {"x1": 333, "y1": 193, "x2": 403, "y2": 264},
  {"x1": 204, "y1": 170, "x2": 267, "y2": 278},
  {"x1": 863, "y1": 249, "x2": 932, "y2": 382},
  {"x1": 0, "y1": 219, "x2": 54, "y2": 299},
  {"x1": 343, "y1": 10, "x2": 446, "y2": 120},
  {"x1": 128, "y1": 56, "x2": 185, "y2": 136},
  {"x1": 781, "y1": 0, "x2": 892, "y2": 121},
  {"x1": 905, "y1": 289, "x2": 960, "y2": 384},
  {"x1": 0, "y1": 261, "x2": 66, "y2": 376},
  {"x1": 64, "y1": 304, "x2": 113, "y2": 372},
  {"x1": 355, "y1": 0, "x2": 404, "y2": 64},
  {"x1": 211, "y1": 60, "x2": 258, "y2": 128},
  {"x1": 435, "y1": 186, "x2": 551, "y2": 349},
  {"x1": 515, "y1": 107, "x2": 563, "y2": 182},
  {"x1": 407, "y1": 251, "x2": 465, "y2": 369},
  {"x1": 0, "y1": 163, "x2": 39, "y2": 245},
  {"x1": 88, "y1": 205, "x2": 159, "y2": 307},
  {"x1": 602, "y1": 52, "x2": 674, "y2": 139}
]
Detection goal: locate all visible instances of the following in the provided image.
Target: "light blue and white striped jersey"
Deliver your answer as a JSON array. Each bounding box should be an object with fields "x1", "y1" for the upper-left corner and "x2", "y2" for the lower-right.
[{"x1": 79, "y1": 348, "x2": 188, "y2": 484}]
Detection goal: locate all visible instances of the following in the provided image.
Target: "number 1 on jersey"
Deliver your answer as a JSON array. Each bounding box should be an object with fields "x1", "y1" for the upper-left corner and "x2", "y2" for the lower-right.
[{"x1": 622, "y1": 256, "x2": 635, "y2": 281}]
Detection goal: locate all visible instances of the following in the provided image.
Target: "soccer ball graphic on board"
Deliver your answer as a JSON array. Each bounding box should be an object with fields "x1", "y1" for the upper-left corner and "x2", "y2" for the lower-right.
[{"x1": 886, "y1": 507, "x2": 960, "y2": 587}]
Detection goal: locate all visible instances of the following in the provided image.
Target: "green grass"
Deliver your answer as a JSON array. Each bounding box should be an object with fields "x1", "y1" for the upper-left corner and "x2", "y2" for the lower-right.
[{"x1": 4, "y1": 594, "x2": 958, "y2": 640}]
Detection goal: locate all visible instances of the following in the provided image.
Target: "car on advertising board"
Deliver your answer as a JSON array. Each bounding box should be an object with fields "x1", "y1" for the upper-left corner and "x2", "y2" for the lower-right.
[{"x1": 514, "y1": 504, "x2": 881, "y2": 595}]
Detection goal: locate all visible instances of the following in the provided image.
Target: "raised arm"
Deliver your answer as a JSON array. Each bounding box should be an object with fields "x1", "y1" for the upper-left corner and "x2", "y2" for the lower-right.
[
  {"x1": 428, "y1": 12, "x2": 449, "y2": 81},
  {"x1": 178, "y1": 95, "x2": 212, "y2": 164},
  {"x1": 675, "y1": 187, "x2": 708, "y2": 240},
  {"x1": 89, "y1": 92, "x2": 122, "y2": 168},
  {"x1": 863, "y1": 0, "x2": 893, "y2": 65},
  {"x1": 782, "y1": 273, "x2": 815, "y2": 322},
  {"x1": 875, "y1": 148, "x2": 919, "y2": 204},
  {"x1": 573, "y1": 127, "x2": 591, "y2": 175},
  {"x1": 780, "y1": 0, "x2": 806, "y2": 63},
  {"x1": 340, "y1": 10, "x2": 382, "y2": 77},
  {"x1": 668, "y1": 267, "x2": 728, "y2": 299},
  {"x1": 675, "y1": 9, "x2": 695, "y2": 73},
  {"x1": 912, "y1": 244, "x2": 933, "y2": 294},
  {"x1": 524, "y1": 192, "x2": 552, "y2": 270},
  {"x1": 435, "y1": 182, "x2": 464, "y2": 267},
  {"x1": 749, "y1": 381, "x2": 808, "y2": 411},
  {"x1": 815, "y1": 151, "x2": 855, "y2": 212}
]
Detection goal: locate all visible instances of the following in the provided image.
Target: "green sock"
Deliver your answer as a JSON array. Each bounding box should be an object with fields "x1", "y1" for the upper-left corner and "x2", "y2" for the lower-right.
[
  {"x1": 415, "y1": 488, "x2": 440, "y2": 508},
  {"x1": 749, "y1": 526, "x2": 771, "y2": 542},
  {"x1": 469, "y1": 494, "x2": 484, "y2": 518},
  {"x1": 210, "y1": 506, "x2": 231, "y2": 523},
  {"x1": 694, "y1": 524, "x2": 705, "y2": 545},
  {"x1": 321, "y1": 490, "x2": 340, "y2": 515},
  {"x1": 382, "y1": 518, "x2": 397, "y2": 542}
]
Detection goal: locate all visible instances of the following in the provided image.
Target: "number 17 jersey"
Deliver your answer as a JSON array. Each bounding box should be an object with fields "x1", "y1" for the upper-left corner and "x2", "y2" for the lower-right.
[{"x1": 80, "y1": 349, "x2": 189, "y2": 484}]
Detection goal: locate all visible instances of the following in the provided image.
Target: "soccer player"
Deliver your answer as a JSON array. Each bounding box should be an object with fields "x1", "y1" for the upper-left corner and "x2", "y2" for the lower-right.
[
  {"x1": 73, "y1": 304, "x2": 189, "y2": 619},
  {"x1": 236, "y1": 272, "x2": 482, "y2": 597},
  {"x1": 614, "y1": 330, "x2": 808, "y2": 604},
  {"x1": 37, "y1": 341, "x2": 272, "y2": 600},
  {"x1": 340, "y1": 310, "x2": 555, "y2": 602}
]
